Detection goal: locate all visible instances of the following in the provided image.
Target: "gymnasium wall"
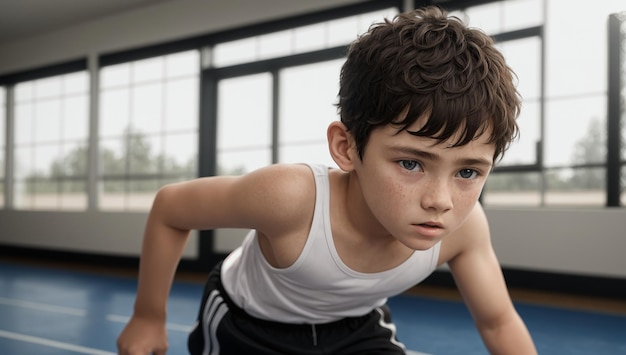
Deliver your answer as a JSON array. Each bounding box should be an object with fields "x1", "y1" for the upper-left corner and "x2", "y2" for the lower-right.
[{"x1": 0, "y1": 0, "x2": 625, "y2": 281}]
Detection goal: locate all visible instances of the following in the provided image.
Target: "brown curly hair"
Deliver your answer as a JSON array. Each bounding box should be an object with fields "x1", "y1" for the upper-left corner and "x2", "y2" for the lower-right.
[{"x1": 337, "y1": 6, "x2": 520, "y2": 161}]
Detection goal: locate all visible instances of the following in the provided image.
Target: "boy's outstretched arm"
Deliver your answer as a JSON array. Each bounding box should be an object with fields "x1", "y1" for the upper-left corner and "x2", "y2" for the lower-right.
[
  {"x1": 116, "y1": 184, "x2": 193, "y2": 355},
  {"x1": 116, "y1": 164, "x2": 313, "y2": 355},
  {"x1": 443, "y1": 204, "x2": 537, "y2": 354}
]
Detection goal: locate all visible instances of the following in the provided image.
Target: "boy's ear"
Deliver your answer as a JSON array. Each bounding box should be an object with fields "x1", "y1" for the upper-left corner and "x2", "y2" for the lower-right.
[{"x1": 327, "y1": 121, "x2": 357, "y2": 171}]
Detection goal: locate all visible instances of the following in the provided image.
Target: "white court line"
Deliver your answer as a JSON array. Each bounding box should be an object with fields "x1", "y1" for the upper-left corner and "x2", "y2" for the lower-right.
[
  {"x1": 407, "y1": 351, "x2": 432, "y2": 355},
  {"x1": 106, "y1": 314, "x2": 193, "y2": 333},
  {"x1": 0, "y1": 297, "x2": 86, "y2": 316},
  {"x1": 0, "y1": 329, "x2": 115, "y2": 355},
  {"x1": 1, "y1": 297, "x2": 427, "y2": 353},
  {"x1": 0, "y1": 297, "x2": 190, "y2": 332}
]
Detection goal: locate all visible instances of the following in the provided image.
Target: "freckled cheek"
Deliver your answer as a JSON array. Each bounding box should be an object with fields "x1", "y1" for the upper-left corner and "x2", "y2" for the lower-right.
[
  {"x1": 376, "y1": 182, "x2": 408, "y2": 212},
  {"x1": 390, "y1": 184, "x2": 418, "y2": 214},
  {"x1": 453, "y1": 188, "x2": 482, "y2": 208}
]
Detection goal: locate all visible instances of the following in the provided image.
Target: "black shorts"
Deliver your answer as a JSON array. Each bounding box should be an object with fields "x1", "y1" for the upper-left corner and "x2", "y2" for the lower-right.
[{"x1": 188, "y1": 262, "x2": 407, "y2": 355}]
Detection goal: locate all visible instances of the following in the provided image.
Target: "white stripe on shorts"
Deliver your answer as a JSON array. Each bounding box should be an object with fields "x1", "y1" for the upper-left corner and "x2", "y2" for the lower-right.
[
  {"x1": 375, "y1": 307, "x2": 407, "y2": 352},
  {"x1": 202, "y1": 290, "x2": 228, "y2": 355}
]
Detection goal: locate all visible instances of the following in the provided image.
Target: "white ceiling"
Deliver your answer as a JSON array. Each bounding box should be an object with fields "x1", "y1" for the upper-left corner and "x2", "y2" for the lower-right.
[{"x1": 0, "y1": 0, "x2": 173, "y2": 45}]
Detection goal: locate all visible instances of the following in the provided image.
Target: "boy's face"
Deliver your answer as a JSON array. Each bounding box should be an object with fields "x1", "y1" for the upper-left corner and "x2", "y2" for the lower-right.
[{"x1": 352, "y1": 117, "x2": 495, "y2": 250}]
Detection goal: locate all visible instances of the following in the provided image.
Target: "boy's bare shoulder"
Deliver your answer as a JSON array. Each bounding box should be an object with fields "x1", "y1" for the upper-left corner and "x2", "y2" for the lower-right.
[
  {"x1": 242, "y1": 163, "x2": 315, "y2": 201},
  {"x1": 237, "y1": 164, "x2": 317, "y2": 234}
]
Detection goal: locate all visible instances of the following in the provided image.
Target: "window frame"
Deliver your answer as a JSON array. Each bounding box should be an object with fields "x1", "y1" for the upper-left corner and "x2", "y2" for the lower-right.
[{"x1": 0, "y1": 59, "x2": 89, "y2": 210}]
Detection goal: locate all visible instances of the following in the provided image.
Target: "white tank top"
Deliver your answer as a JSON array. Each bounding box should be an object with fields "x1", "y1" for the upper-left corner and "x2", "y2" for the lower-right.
[{"x1": 221, "y1": 164, "x2": 441, "y2": 323}]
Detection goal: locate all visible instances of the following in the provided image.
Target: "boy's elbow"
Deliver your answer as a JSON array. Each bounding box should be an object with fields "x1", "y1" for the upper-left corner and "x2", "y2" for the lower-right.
[{"x1": 148, "y1": 184, "x2": 187, "y2": 231}]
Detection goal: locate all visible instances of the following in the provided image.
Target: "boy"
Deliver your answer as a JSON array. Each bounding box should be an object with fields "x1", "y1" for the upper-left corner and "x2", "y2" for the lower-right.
[{"x1": 117, "y1": 6, "x2": 537, "y2": 355}]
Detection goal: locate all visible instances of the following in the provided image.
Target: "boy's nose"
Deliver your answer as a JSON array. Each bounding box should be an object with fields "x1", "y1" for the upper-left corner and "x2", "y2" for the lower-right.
[{"x1": 420, "y1": 178, "x2": 453, "y2": 212}]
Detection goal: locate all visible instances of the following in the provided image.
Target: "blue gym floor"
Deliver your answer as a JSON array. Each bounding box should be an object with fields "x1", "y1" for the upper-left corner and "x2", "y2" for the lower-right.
[{"x1": 0, "y1": 260, "x2": 625, "y2": 355}]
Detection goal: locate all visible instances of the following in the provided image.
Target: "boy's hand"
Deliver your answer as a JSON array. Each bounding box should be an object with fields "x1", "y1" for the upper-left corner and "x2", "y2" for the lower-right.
[{"x1": 117, "y1": 315, "x2": 168, "y2": 355}]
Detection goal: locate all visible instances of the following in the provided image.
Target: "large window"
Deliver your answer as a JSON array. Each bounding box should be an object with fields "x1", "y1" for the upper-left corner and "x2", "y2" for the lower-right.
[
  {"x1": 0, "y1": 86, "x2": 5, "y2": 208},
  {"x1": 541, "y1": 0, "x2": 624, "y2": 207},
  {"x1": 452, "y1": 0, "x2": 625, "y2": 207},
  {"x1": 99, "y1": 50, "x2": 200, "y2": 211},
  {"x1": 210, "y1": 5, "x2": 400, "y2": 253},
  {"x1": 217, "y1": 73, "x2": 273, "y2": 175},
  {"x1": 278, "y1": 59, "x2": 343, "y2": 167},
  {"x1": 212, "y1": 7, "x2": 398, "y2": 177},
  {"x1": 606, "y1": 10, "x2": 626, "y2": 206},
  {"x1": 212, "y1": 8, "x2": 398, "y2": 68},
  {"x1": 2, "y1": 0, "x2": 623, "y2": 215},
  {"x1": 447, "y1": 0, "x2": 544, "y2": 206},
  {"x1": 13, "y1": 72, "x2": 89, "y2": 210}
]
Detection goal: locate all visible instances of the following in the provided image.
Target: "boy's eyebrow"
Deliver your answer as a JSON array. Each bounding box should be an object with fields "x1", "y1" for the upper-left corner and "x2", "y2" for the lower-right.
[{"x1": 387, "y1": 145, "x2": 493, "y2": 168}]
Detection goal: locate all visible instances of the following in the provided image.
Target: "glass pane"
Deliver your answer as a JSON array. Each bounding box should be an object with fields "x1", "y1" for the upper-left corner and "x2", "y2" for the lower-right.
[
  {"x1": 98, "y1": 52, "x2": 200, "y2": 211},
  {"x1": 127, "y1": 133, "x2": 160, "y2": 174},
  {"x1": 217, "y1": 74, "x2": 272, "y2": 151},
  {"x1": 356, "y1": 8, "x2": 398, "y2": 35},
  {"x1": 213, "y1": 37, "x2": 257, "y2": 67},
  {"x1": 63, "y1": 71, "x2": 88, "y2": 95},
  {"x1": 165, "y1": 50, "x2": 200, "y2": 78},
  {"x1": 545, "y1": 95, "x2": 606, "y2": 167},
  {"x1": 35, "y1": 76, "x2": 61, "y2": 99},
  {"x1": 133, "y1": 57, "x2": 163, "y2": 83},
  {"x1": 464, "y1": 0, "x2": 542, "y2": 36},
  {"x1": 164, "y1": 78, "x2": 199, "y2": 131},
  {"x1": 622, "y1": 166, "x2": 626, "y2": 206},
  {"x1": 502, "y1": 0, "x2": 543, "y2": 31},
  {"x1": 59, "y1": 180, "x2": 87, "y2": 210},
  {"x1": 163, "y1": 132, "x2": 197, "y2": 173},
  {"x1": 100, "y1": 63, "x2": 131, "y2": 89},
  {"x1": 545, "y1": 167, "x2": 605, "y2": 206},
  {"x1": 7, "y1": 64, "x2": 89, "y2": 212},
  {"x1": 12, "y1": 177, "x2": 55, "y2": 210},
  {"x1": 61, "y1": 142, "x2": 88, "y2": 176},
  {"x1": 14, "y1": 147, "x2": 34, "y2": 179},
  {"x1": 326, "y1": 17, "x2": 359, "y2": 47},
  {"x1": 217, "y1": 73, "x2": 272, "y2": 175},
  {"x1": 31, "y1": 180, "x2": 59, "y2": 210},
  {"x1": 498, "y1": 37, "x2": 541, "y2": 101},
  {"x1": 622, "y1": 13, "x2": 626, "y2": 163},
  {"x1": 15, "y1": 81, "x2": 34, "y2": 102},
  {"x1": 100, "y1": 88, "x2": 130, "y2": 137},
  {"x1": 13, "y1": 180, "x2": 31, "y2": 208},
  {"x1": 499, "y1": 100, "x2": 540, "y2": 166},
  {"x1": 35, "y1": 144, "x2": 60, "y2": 177},
  {"x1": 278, "y1": 60, "x2": 342, "y2": 166},
  {"x1": 545, "y1": 0, "x2": 626, "y2": 98},
  {"x1": 258, "y1": 30, "x2": 292, "y2": 60},
  {"x1": 0, "y1": 86, "x2": 4, "y2": 208},
  {"x1": 14, "y1": 103, "x2": 33, "y2": 144},
  {"x1": 132, "y1": 83, "x2": 163, "y2": 134},
  {"x1": 213, "y1": 7, "x2": 399, "y2": 68},
  {"x1": 100, "y1": 138, "x2": 126, "y2": 176},
  {"x1": 99, "y1": 179, "x2": 127, "y2": 210},
  {"x1": 63, "y1": 95, "x2": 89, "y2": 140},
  {"x1": 0, "y1": 86, "x2": 5, "y2": 158},
  {"x1": 35, "y1": 99, "x2": 62, "y2": 143},
  {"x1": 483, "y1": 172, "x2": 541, "y2": 206},
  {"x1": 294, "y1": 23, "x2": 326, "y2": 52}
]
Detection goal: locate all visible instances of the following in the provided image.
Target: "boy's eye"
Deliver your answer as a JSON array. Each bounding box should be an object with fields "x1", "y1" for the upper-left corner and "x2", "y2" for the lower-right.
[
  {"x1": 458, "y1": 169, "x2": 478, "y2": 179},
  {"x1": 399, "y1": 160, "x2": 420, "y2": 171}
]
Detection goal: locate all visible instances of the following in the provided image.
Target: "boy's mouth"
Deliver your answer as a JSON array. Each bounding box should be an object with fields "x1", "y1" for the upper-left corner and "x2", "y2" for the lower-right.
[{"x1": 419, "y1": 221, "x2": 442, "y2": 228}]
